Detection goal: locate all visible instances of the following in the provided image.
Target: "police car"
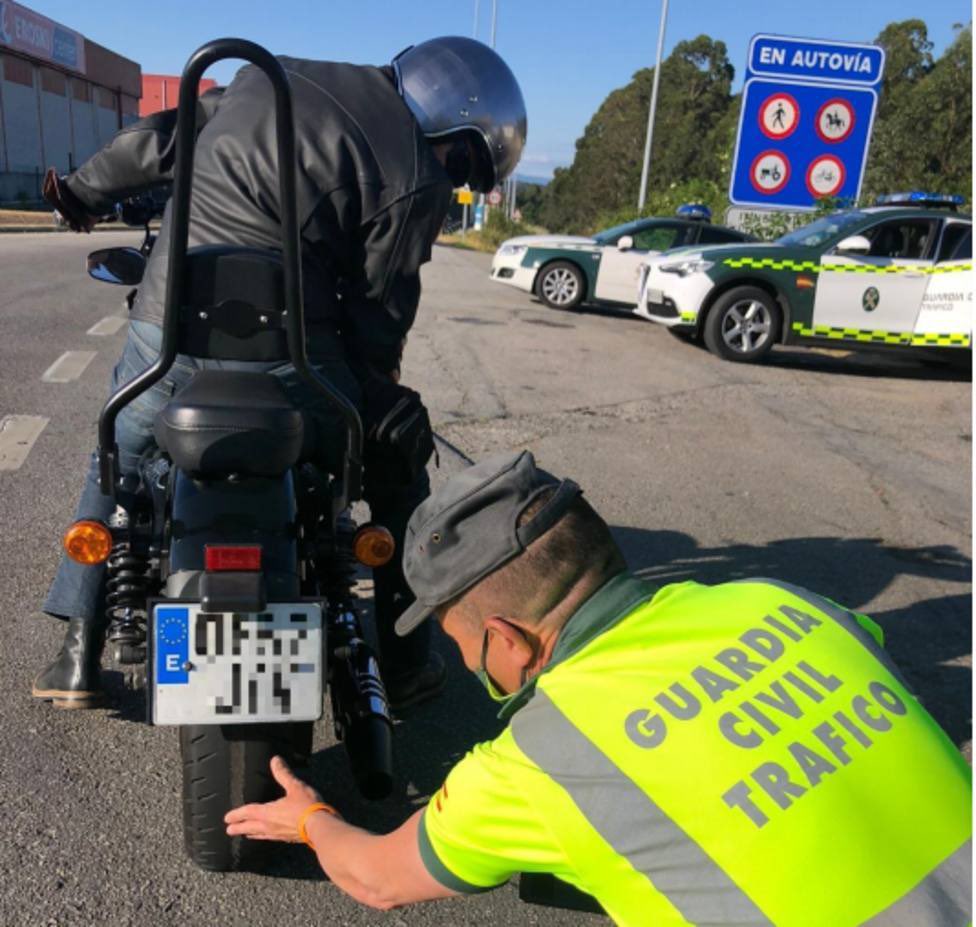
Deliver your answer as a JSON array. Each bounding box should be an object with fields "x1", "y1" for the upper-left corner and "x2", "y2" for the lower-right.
[
  {"x1": 635, "y1": 193, "x2": 972, "y2": 363},
  {"x1": 490, "y1": 205, "x2": 754, "y2": 311}
]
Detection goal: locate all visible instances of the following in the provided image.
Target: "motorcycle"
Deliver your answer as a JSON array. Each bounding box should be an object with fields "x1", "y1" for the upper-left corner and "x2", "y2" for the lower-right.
[{"x1": 63, "y1": 39, "x2": 394, "y2": 871}]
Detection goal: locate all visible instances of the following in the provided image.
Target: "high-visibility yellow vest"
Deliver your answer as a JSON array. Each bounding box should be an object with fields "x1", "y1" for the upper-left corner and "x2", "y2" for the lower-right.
[{"x1": 420, "y1": 575, "x2": 972, "y2": 926}]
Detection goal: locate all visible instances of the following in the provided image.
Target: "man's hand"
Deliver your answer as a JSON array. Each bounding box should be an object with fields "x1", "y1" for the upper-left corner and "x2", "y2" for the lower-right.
[
  {"x1": 41, "y1": 168, "x2": 96, "y2": 233},
  {"x1": 224, "y1": 756, "x2": 324, "y2": 843}
]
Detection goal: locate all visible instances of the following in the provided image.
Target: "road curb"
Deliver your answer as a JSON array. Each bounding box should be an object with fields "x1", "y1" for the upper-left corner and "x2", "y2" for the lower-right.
[{"x1": 0, "y1": 225, "x2": 144, "y2": 235}]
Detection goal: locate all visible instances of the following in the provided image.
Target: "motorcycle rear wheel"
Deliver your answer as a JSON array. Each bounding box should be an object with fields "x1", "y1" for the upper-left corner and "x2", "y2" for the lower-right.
[{"x1": 180, "y1": 721, "x2": 313, "y2": 871}]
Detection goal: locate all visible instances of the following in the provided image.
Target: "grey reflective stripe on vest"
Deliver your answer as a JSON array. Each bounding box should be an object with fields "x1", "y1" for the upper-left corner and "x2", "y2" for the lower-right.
[
  {"x1": 510, "y1": 689, "x2": 772, "y2": 926},
  {"x1": 863, "y1": 839, "x2": 972, "y2": 926},
  {"x1": 740, "y1": 578, "x2": 915, "y2": 695}
]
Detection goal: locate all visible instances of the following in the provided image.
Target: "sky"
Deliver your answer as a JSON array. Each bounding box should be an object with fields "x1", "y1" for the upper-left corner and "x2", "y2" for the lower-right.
[{"x1": 23, "y1": 0, "x2": 973, "y2": 180}]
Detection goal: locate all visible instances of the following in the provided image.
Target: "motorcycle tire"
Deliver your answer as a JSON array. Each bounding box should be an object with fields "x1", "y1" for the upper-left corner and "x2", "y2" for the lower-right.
[{"x1": 180, "y1": 721, "x2": 313, "y2": 871}]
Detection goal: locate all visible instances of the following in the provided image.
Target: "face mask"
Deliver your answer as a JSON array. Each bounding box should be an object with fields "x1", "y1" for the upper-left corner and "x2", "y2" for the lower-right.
[
  {"x1": 444, "y1": 137, "x2": 473, "y2": 188},
  {"x1": 476, "y1": 628, "x2": 527, "y2": 704}
]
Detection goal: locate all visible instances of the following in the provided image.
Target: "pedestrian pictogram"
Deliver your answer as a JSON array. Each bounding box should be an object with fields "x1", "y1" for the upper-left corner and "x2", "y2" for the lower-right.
[
  {"x1": 750, "y1": 150, "x2": 790, "y2": 194},
  {"x1": 759, "y1": 92, "x2": 799, "y2": 139},
  {"x1": 816, "y1": 99, "x2": 855, "y2": 143},
  {"x1": 806, "y1": 155, "x2": 845, "y2": 198}
]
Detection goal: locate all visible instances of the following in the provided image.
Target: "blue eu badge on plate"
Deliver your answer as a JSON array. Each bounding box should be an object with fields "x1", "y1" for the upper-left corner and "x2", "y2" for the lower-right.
[{"x1": 156, "y1": 606, "x2": 190, "y2": 684}]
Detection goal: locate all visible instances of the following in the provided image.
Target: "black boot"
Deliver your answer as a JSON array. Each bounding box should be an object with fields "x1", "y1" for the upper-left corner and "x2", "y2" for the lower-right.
[
  {"x1": 385, "y1": 652, "x2": 447, "y2": 713},
  {"x1": 32, "y1": 617, "x2": 106, "y2": 709}
]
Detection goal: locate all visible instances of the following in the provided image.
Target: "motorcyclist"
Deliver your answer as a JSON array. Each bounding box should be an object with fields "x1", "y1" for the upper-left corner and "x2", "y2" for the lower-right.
[{"x1": 32, "y1": 36, "x2": 527, "y2": 712}]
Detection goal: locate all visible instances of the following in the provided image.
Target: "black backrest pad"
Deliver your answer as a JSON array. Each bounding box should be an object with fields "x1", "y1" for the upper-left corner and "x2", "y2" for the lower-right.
[{"x1": 179, "y1": 245, "x2": 290, "y2": 361}]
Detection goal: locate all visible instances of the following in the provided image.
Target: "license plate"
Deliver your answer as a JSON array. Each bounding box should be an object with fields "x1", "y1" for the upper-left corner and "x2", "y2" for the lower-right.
[{"x1": 151, "y1": 603, "x2": 323, "y2": 725}]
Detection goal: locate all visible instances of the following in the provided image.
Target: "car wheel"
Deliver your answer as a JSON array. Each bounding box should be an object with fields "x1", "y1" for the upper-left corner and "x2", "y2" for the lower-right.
[
  {"x1": 703, "y1": 287, "x2": 779, "y2": 363},
  {"x1": 537, "y1": 261, "x2": 585, "y2": 310}
]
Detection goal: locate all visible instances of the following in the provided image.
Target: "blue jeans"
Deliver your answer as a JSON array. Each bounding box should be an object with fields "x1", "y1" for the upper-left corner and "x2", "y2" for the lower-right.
[{"x1": 43, "y1": 320, "x2": 430, "y2": 676}]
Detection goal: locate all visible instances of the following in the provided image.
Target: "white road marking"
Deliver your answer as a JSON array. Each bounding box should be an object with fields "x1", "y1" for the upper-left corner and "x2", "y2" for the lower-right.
[
  {"x1": 87, "y1": 316, "x2": 127, "y2": 336},
  {"x1": 0, "y1": 415, "x2": 49, "y2": 470},
  {"x1": 41, "y1": 350, "x2": 96, "y2": 383}
]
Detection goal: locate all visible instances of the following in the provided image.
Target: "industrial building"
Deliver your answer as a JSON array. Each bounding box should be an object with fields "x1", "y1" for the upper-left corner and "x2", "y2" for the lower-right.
[{"x1": 0, "y1": 0, "x2": 141, "y2": 203}]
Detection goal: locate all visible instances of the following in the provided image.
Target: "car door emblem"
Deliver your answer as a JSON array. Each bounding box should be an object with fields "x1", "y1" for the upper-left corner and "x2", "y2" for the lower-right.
[{"x1": 862, "y1": 286, "x2": 880, "y2": 312}]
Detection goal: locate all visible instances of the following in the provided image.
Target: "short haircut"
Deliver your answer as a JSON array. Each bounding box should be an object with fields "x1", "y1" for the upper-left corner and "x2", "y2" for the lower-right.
[{"x1": 460, "y1": 488, "x2": 625, "y2": 626}]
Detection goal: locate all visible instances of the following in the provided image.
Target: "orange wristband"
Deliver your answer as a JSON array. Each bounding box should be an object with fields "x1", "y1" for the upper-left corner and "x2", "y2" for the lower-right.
[{"x1": 297, "y1": 801, "x2": 340, "y2": 848}]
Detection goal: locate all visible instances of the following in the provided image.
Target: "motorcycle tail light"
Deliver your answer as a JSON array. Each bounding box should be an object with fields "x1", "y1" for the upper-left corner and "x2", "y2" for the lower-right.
[
  {"x1": 205, "y1": 545, "x2": 262, "y2": 571},
  {"x1": 353, "y1": 525, "x2": 396, "y2": 568},
  {"x1": 63, "y1": 520, "x2": 113, "y2": 565}
]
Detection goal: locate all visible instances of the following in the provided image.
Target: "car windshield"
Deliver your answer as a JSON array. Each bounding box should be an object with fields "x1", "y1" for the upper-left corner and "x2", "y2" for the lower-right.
[
  {"x1": 776, "y1": 211, "x2": 868, "y2": 247},
  {"x1": 593, "y1": 221, "x2": 644, "y2": 244}
]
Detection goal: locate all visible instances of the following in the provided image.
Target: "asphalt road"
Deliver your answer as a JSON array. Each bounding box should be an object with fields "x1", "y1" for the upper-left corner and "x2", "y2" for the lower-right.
[{"x1": 0, "y1": 232, "x2": 970, "y2": 926}]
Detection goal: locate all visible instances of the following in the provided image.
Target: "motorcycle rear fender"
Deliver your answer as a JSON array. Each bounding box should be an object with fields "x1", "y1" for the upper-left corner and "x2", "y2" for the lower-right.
[{"x1": 164, "y1": 468, "x2": 301, "y2": 601}]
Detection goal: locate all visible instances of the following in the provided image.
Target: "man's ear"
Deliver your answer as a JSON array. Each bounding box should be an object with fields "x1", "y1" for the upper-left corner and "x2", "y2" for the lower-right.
[{"x1": 483, "y1": 615, "x2": 533, "y2": 668}]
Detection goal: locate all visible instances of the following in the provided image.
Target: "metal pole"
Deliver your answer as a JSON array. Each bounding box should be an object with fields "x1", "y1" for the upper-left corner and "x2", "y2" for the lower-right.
[
  {"x1": 473, "y1": 0, "x2": 480, "y2": 38},
  {"x1": 637, "y1": 0, "x2": 669, "y2": 211},
  {"x1": 490, "y1": 0, "x2": 498, "y2": 47}
]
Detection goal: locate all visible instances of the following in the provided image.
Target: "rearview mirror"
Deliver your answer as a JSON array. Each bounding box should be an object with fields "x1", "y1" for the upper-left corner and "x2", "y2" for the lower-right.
[
  {"x1": 835, "y1": 235, "x2": 872, "y2": 255},
  {"x1": 87, "y1": 247, "x2": 147, "y2": 286},
  {"x1": 617, "y1": 235, "x2": 634, "y2": 251}
]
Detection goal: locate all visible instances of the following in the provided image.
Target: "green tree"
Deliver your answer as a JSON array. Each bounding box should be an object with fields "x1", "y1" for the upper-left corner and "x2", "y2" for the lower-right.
[
  {"x1": 865, "y1": 21, "x2": 971, "y2": 198},
  {"x1": 540, "y1": 36, "x2": 735, "y2": 232},
  {"x1": 514, "y1": 181, "x2": 546, "y2": 227}
]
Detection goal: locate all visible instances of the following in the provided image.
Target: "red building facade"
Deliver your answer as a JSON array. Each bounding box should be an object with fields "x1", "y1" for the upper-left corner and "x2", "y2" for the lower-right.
[{"x1": 140, "y1": 74, "x2": 217, "y2": 116}]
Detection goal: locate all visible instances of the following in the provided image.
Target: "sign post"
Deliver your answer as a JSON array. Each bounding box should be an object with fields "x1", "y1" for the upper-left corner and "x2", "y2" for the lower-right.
[{"x1": 729, "y1": 35, "x2": 885, "y2": 211}]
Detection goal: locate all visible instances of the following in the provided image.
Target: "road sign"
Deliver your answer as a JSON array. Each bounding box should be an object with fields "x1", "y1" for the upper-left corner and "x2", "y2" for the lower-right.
[
  {"x1": 487, "y1": 189, "x2": 502, "y2": 206},
  {"x1": 759, "y1": 91, "x2": 799, "y2": 139},
  {"x1": 806, "y1": 154, "x2": 845, "y2": 198},
  {"x1": 456, "y1": 189, "x2": 473, "y2": 205},
  {"x1": 730, "y1": 35, "x2": 885, "y2": 210},
  {"x1": 815, "y1": 98, "x2": 854, "y2": 143},
  {"x1": 750, "y1": 150, "x2": 790, "y2": 194}
]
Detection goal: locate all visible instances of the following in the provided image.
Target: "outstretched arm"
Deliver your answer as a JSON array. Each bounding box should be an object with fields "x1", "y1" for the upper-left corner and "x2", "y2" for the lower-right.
[
  {"x1": 63, "y1": 88, "x2": 224, "y2": 216},
  {"x1": 225, "y1": 756, "x2": 457, "y2": 910}
]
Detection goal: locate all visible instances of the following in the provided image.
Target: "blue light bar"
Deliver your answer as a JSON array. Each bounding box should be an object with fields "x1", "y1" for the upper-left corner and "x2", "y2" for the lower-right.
[
  {"x1": 875, "y1": 192, "x2": 965, "y2": 207},
  {"x1": 676, "y1": 203, "x2": 712, "y2": 222}
]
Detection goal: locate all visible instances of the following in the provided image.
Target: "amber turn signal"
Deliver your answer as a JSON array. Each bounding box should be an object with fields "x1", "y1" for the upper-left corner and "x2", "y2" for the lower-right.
[
  {"x1": 353, "y1": 525, "x2": 396, "y2": 567},
  {"x1": 63, "y1": 520, "x2": 113, "y2": 565}
]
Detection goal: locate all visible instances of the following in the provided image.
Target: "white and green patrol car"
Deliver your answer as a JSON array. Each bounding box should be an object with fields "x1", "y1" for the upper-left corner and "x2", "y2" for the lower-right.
[
  {"x1": 490, "y1": 205, "x2": 754, "y2": 311},
  {"x1": 635, "y1": 193, "x2": 972, "y2": 363}
]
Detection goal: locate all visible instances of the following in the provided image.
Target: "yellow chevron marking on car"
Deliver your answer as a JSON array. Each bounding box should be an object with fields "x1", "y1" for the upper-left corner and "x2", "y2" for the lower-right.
[
  {"x1": 724, "y1": 258, "x2": 821, "y2": 271},
  {"x1": 724, "y1": 258, "x2": 973, "y2": 275},
  {"x1": 792, "y1": 322, "x2": 970, "y2": 347}
]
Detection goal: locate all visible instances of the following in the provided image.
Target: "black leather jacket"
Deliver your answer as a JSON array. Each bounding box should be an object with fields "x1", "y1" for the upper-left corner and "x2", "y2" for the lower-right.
[{"x1": 66, "y1": 58, "x2": 454, "y2": 372}]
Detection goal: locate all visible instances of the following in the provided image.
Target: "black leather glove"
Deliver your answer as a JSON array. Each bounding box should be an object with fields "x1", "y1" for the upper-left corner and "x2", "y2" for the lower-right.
[
  {"x1": 42, "y1": 168, "x2": 95, "y2": 233},
  {"x1": 362, "y1": 374, "x2": 434, "y2": 493}
]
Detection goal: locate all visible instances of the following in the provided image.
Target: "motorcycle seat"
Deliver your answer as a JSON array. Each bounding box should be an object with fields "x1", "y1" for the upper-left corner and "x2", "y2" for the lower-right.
[{"x1": 154, "y1": 370, "x2": 304, "y2": 477}]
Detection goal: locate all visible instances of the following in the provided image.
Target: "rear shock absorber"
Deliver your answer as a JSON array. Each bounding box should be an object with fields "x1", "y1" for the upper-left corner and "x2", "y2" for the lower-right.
[
  {"x1": 321, "y1": 511, "x2": 393, "y2": 799},
  {"x1": 318, "y1": 511, "x2": 359, "y2": 607},
  {"x1": 105, "y1": 509, "x2": 149, "y2": 664}
]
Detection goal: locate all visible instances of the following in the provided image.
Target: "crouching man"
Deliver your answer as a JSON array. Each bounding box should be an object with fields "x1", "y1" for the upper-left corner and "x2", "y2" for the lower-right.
[{"x1": 226, "y1": 450, "x2": 971, "y2": 926}]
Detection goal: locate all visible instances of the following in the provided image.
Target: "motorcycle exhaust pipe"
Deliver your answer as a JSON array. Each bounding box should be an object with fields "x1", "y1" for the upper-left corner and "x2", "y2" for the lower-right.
[{"x1": 331, "y1": 636, "x2": 393, "y2": 800}]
